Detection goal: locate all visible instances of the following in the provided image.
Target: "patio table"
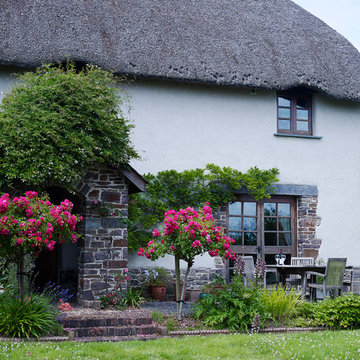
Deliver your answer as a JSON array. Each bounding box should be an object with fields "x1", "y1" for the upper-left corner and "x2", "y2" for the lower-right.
[{"x1": 266, "y1": 265, "x2": 326, "y2": 295}]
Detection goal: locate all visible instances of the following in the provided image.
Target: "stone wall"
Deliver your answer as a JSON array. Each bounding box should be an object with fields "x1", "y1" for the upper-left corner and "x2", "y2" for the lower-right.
[
  {"x1": 76, "y1": 165, "x2": 129, "y2": 308},
  {"x1": 297, "y1": 196, "x2": 322, "y2": 258},
  {"x1": 128, "y1": 263, "x2": 226, "y2": 300}
]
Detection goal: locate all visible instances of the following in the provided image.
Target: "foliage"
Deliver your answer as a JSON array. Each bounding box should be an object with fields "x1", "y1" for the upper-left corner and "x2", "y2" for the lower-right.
[
  {"x1": 100, "y1": 288, "x2": 144, "y2": 310},
  {"x1": 128, "y1": 164, "x2": 279, "y2": 250},
  {"x1": 0, "y1": 291, "x2": 60, "y2": 338},
  {"x1": 210, "y1": 273, "x2": 226, "y2": 285},
  {"x1": 145, "y1": 267, "x2": 169, "y2": 287},
  {"x1": 261, "y1": 286, "x2": 303, "y2": 323},
  {"x1": 0, "y1": 62, "x2": 138, "y2": 190},
  {"x1": 100, "y1": 269, "x2": 143, "y2": 309},
  {"x1": 192, "y1": 275, "x2": 267, "y2": 331},
  {"x1": 151, "y1": 311, "x2": 164, "y2": 324},
  {"x1": 297, "y1": 294, "x2": 360, "y2": 329}
]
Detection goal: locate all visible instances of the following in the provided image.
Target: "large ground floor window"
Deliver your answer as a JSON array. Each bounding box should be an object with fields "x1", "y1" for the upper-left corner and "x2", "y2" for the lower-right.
[{"x1": 227, "y1": 196, "x2": 297, "y2": 279}]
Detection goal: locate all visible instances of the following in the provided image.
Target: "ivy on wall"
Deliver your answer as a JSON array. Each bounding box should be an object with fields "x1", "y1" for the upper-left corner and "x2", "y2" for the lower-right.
[
  {"x1": 128, "y1": 164, "x2": 279, "y2": 250},
  {"x1": 0, "y1": 62, "x2": 138, "y2": 191}
]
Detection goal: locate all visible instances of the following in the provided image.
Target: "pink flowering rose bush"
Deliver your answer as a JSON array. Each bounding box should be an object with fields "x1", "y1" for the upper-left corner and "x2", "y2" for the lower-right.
[
  {"x1": 0, "y1": 191, "x2": 82, "y2": 296},
  {"x1": 138, "y1": 203, "x2": 235, "y2": 319}
]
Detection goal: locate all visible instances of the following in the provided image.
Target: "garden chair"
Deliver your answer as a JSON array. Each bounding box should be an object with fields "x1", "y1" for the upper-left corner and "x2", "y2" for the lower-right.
[
  {"x1": 242, "y1": 256, "x2": 255, "y2": 286},
  {"x1": 286, "y1": 257, "x2": 314, "y2": 290},
  {"x1": 304, "y1": 258, "x2": 347, "y2": 301}
]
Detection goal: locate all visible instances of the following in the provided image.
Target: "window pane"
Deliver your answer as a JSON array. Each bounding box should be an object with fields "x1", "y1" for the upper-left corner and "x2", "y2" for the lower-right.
[
  {"x1": 244, "y1": 217, "x2": 257, "y2": 231},
  {"x1": 264, "y1": 217, "x2": 276, "y2": 231},
  {"x1": 264, "y1": 203, "x2": 276, "y2": 216},
  {"x1": 229, "y1": 217, "x2": 242, "y2": 231},
  {"x1": 229, "y1": 232, "x2": 242, "y2": 245},
  {"x1": 229, "y1": 202, "x2": 242, "y2": 215},
  {"x1": 265, "y1": 232, "x2": 277, "y2": 246},
  {"x1": 297, "y1": 121, "x2": 309, "y2": 131},
  {"x1": 279, "y1": 218, "x2": 291, "y2": 231},
  {"x1": 278, "y1": 203, "x2": 290, "y2": 216},
  {"x1": 278, "y1": 120, "x2": 290, "y2": 130},
  {"x1": 297, "y1": 98, "x2": 309, "y2": 109},
  {"x1": 279, "y1": 233, "x2": 291, "y2": 246},
  {"x1": 297, "y1": 109, "x2": 309, "y2": 120},
  {"x1": 278, "y1": 108, "x2": 290, "y2": 118},
  {"x1": 278, "y1": 96, "x2": 291, "y2": 107},
  {"x1": 244, "y1": 232, "x2": 257, "y2": 246},
  {"x1": 243, "y1": 202, "x2": 256, "y2": 216}
]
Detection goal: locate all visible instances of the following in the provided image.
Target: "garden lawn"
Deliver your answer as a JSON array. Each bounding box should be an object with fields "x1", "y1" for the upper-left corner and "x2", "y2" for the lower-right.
[{"x1": 1, "y1": 330, "x2": 360, "y2": 360}]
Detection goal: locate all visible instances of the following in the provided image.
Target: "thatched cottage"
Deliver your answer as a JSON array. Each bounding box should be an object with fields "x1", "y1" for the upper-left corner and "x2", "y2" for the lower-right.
[{"x1": 0, "y1": 0, "x2": 359, "y2": 305}]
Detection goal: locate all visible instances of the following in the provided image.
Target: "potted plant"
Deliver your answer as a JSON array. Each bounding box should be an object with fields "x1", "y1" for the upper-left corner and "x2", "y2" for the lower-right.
[
  {"x1": 201, "y1": 273, "x2": 227, "y2": 295},
  {"x1": 145, "y1": 267, "x2": 169, "y2": 301}
]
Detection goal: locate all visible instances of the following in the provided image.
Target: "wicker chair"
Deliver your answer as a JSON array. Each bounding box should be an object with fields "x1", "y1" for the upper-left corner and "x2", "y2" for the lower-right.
[{"x1": 305, "y1": 258, "x2": 347, "y2": 301}]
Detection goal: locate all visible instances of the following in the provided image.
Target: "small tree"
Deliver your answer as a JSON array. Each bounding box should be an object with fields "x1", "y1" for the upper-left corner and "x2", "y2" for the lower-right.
[
  {"x1": 0, "y1": 62, "x2": 138, "y2": 190},
  {"x1": 138, "y1": 203, "x2": 235, "y2": 320},
  {"x1": 0, "y1": 191, "x2": 82, "y2": 297}
]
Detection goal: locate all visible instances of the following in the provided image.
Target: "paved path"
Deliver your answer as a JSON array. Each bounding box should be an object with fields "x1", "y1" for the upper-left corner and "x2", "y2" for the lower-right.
[{"x1": 141, "y1": 301, "x2": 193, "y2": 316}]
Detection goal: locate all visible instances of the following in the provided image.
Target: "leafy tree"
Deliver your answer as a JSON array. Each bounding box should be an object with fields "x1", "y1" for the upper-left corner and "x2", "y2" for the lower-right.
[
  {"x1": 128, "y1": 164, "x2": 279, "y2": 250},
  {"x1": 0, "y1": 62, "x2": 138, "y2": 190}
]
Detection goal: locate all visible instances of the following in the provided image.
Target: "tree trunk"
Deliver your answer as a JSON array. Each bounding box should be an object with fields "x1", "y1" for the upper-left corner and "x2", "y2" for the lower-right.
[
  {"x1": 175, "y1": 255, "x2": 181, "y2": 320},
  {"x1": 178, "y1": 262, "x2": 191, "y2": 321},
  {"x1": 17, "y1": 255, "x2": 25, "y2": 298}
]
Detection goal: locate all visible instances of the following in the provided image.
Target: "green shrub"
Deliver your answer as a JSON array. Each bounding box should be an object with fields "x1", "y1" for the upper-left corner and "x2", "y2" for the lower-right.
[
  {"x1": 151, "y1": 311, "x2": 164, "y2": 324},
  {"x1": 0, "y1": 291, "x2": 60, "y2": 338},
  {"x1": 298, "y1": 294, "x2": 360, "y2": 329},
  {"x1": 262, "y1": 286, "x2": 303, "y2": 323},
  {"x1": 192, "y1": 275, "x2": 267, "y2": 331},
  {"x1": 100, "y1": 288, "x2": 144, "y2": 310}
]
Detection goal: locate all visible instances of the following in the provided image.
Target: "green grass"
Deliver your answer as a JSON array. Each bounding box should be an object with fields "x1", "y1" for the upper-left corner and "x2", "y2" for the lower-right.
[{"x1": 1, "y1": 330, "x2": 360, "y2": 359}]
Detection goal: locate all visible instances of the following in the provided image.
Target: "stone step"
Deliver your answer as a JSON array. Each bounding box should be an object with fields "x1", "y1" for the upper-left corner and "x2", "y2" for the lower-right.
[
  {"x1": 61, "y1": 316, "x2": 153, "y2": 329},
  {"x1": 70, "y1": 325, "x2": 158, "y2": 338}
]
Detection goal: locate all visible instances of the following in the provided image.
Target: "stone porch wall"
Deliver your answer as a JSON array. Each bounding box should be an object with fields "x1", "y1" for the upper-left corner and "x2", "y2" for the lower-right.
[
  {"x1": 76, "y1": 166, "x2": 129, "y2": 308},
  {"x1": 297, "y1": 196, "x2": 322, "y2": 258}
]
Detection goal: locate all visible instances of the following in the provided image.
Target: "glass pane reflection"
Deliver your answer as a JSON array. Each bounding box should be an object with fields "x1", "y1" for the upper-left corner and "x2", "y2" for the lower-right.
[
  {"x1": 229, "y1": 217, "x2": 242, "y2": 231},
  {"x1": 278, "y1": 120, "x2": 290, "y2": 130},
  {"x1": 297, "y1": 109, "x2": 309, "y2": 120},
  {"x1": 244, "y1": 202, "x2": 256, "y2": 216},
  {"x1": 278, "y1": 203, "x2": 290, "y2": 216},
  {"x1": 297, "y1": 121, "x2": 309, "y2": 131},
  {"x1": 229, "y1": 232, "x2": 242, "y2": 245},
  {"x1": 278, "y1": 108, "x2": 291, "y2": 118},
  {"x1": 244, "y1": 232, "x2": 257, "y2": 246},
  {"x1": 264, "y1": 217, "x2": 276, "y2": 231},
  {"x1": 244, "y1": 217, "x2": 257, "y2": 231},
  {"x1": 265, "y1": 233, "x2": 277, "y2": 246},
  {"x1": 279, "y1": 232, "x2": 291, "y2": 246},
  {"x1": 264, "y1": 203, "x2": 276, "y2": 216},
  {"x1": 279, "y1": 218, "x2": 291, "y2": 231},
  {"x1": 229, "y1": 202, "x2": 242, "y2": 215},
  {"x1": 278, "y1": 97, "x2": 291, "y2": 107}
]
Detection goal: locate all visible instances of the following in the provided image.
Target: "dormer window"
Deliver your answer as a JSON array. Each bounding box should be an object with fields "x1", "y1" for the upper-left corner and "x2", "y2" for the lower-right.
[{"x1": 277, "y1": 92, "x2": 312, "y2": 136}]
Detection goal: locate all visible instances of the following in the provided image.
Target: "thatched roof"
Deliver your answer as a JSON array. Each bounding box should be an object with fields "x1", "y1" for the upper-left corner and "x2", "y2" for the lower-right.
[{"x1": 1, "y1": 0, "x2": 360, "y2": 101}]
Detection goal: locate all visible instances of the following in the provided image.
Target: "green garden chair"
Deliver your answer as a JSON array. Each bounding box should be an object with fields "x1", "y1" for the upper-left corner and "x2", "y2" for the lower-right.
[{"x1": 304, "y1": 258, "x2": 347, "y2": 301}]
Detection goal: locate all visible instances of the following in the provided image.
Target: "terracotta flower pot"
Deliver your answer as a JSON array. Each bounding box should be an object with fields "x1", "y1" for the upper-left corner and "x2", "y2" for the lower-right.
[{"x1": 150, "y1": 286, "x2": 166, "y2": 301}]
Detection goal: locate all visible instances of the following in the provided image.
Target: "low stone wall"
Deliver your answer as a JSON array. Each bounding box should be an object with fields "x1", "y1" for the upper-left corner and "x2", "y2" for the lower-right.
[{"x1": 128, "y1": 265, "x2": 226, "y2": 300}]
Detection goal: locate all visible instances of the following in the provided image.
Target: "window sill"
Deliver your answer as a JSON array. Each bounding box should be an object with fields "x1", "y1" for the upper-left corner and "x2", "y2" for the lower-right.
[{"x1": 274, "y1": 133, "x2": 323, "y2": 140}]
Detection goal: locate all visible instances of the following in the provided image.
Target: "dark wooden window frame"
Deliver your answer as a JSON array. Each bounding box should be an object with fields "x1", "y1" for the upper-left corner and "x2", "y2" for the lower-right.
[
  {"x1": 277, "y1": 91, "x2": 313, "y2": 136},
  {"x1": 227, "y1": 195, "x2": 297, "y2": 260}
]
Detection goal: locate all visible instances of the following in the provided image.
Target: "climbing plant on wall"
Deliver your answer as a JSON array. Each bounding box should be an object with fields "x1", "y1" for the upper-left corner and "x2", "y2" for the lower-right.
[{"x1": 128, "y1": 164, "x2": 279, "y2": 250}]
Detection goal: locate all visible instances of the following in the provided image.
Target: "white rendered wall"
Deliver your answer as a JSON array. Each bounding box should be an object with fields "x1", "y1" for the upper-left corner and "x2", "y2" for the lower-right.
[
  {"x1": 127, "y1": 79, "x2": 360, "y2": 266},
  {"x1": 0, "y1": 70, "x2": 359, "y2": 266}
]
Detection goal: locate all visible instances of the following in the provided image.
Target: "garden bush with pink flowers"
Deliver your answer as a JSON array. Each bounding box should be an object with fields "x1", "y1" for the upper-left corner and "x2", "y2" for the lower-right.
[
  {"x1": 0, "y1": 191, "x2": 82, "y2": 297},
  {"x1": 138, "y1": 203, "x2": 236, "y2": 319}
]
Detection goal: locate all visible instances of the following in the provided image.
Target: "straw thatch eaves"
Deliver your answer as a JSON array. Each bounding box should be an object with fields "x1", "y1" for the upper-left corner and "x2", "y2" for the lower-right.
[{"x1": 1, "y1": 0, "x2": 360, "y2": 102}]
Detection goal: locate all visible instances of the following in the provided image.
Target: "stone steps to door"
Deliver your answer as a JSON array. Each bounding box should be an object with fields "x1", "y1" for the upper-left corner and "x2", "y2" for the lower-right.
[{"x1": 60, "y1": 308, "x2": 165, "y2": 342}]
